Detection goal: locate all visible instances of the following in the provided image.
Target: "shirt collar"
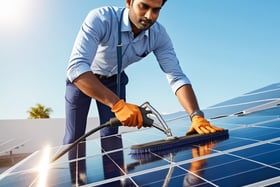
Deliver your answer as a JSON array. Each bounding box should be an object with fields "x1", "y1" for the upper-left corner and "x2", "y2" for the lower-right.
[{"x1": 121, "y1": 8, "x2": 149, "y2": 37}]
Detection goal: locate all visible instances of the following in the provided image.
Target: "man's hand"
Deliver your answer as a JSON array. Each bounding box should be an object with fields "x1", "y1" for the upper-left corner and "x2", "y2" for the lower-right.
[
  {"x1": 186, "y1": 116, "x2": 224, "y2": 135},
  {"x1": 111, "y1": 99, "x2": 143, "y2": 129}
]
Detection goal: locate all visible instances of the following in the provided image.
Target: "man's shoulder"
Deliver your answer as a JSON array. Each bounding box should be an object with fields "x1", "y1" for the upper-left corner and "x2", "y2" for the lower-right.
[
  {"x1": 88, "y1": 6, "x2": 123, "y2": 18},
  {"x1": 150, "y1": 21, "x2": 167, "y2": 34}
]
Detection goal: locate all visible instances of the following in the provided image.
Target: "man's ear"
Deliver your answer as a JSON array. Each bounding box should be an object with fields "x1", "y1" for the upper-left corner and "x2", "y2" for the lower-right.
[{"x1": 126, "y1": 0, "x2": 132, "y2": 8}]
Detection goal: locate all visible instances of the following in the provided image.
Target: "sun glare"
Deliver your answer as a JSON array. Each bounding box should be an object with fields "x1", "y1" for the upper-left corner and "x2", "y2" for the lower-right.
[
  {"x1": 0, "y1": 0, "x2": 32, "y2": 31},
  {"x1": 36, "y1": 145, "x2": 51, "y2": 187}
]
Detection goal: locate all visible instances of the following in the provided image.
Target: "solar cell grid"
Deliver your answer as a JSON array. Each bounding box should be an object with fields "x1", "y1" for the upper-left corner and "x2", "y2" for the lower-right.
[{"x1": 0, "y1": 83, "x2": 279, "y2": 186}]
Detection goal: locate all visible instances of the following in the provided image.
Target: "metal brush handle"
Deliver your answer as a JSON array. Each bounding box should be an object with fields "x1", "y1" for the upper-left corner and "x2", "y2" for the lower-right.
[{"x1": 141, "y1": 102, "x2": 173, "y2": 137}]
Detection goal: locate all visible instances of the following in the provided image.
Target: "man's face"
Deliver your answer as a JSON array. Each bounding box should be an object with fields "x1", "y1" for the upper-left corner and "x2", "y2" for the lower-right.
[{"x1": 126, "y1": 0, "x2": 162, "y2": 35}]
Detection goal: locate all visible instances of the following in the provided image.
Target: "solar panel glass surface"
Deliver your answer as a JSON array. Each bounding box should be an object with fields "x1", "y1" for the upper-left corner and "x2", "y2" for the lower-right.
[{"x1": 0, "y1": 83, "x2": 279, "y2": 186}]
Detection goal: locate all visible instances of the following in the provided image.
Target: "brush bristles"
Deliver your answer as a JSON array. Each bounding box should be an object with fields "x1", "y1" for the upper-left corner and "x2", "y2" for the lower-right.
[{"x1": 130, "y1": 130, "x2": 229, "y2": 155}]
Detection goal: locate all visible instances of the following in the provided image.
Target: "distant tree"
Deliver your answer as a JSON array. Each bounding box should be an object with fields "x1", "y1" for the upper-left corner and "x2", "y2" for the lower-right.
[{"x1": 27, "y1": 103, "x2": 53, "y2": 119}]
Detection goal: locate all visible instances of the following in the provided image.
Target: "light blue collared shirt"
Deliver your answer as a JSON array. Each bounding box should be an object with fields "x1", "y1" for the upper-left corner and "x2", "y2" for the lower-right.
[{"x1": 67, "y1": 6, "x2": 190, "y2": 93}]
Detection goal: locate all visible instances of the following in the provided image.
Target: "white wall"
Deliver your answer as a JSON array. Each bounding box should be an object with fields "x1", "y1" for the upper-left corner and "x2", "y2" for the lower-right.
[{"x1": 0, "y1": 118, "x2": 136, "y2": 154}]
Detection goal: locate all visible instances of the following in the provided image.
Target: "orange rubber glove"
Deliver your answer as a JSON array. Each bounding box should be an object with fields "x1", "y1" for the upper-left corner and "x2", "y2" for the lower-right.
[
  {"x1": 111, "y1": 99, "x2": 143, "y2": 129},
  {"x1": 186, "y1": 116, "x2": 224, "y2": 135}
]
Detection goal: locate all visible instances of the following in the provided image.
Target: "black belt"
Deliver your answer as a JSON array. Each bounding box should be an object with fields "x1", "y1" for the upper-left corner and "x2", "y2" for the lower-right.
[{"x1": 95, "y1": 74, "x2": 117, "y2": 80}]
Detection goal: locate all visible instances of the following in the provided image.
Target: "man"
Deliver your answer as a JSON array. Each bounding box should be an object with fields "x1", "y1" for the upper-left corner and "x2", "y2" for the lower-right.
[{"x1": 64, "y1": 0, "x2": 223, "y2": 145}]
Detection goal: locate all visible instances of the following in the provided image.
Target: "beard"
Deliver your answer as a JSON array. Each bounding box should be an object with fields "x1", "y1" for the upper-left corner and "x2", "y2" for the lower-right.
[
  {"x1": 136, "y1": 17, "x2": 153, "y2": 30},
  {"x1": 128, "y1": 10, "x2": 156, "y2": 34}
]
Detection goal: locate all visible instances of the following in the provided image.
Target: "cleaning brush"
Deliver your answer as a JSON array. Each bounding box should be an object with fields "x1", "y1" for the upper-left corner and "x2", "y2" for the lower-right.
[
  {"x1": 129, "y1": 102, "x2": 229, "y2": 155},
  {"x1": 130, "y1": 129, "x2": 229, "y2": 155}
]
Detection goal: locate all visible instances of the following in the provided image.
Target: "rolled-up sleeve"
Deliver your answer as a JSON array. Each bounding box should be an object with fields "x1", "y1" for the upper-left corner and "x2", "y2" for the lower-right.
[
  {"x1": 152, "y1": 24, "x2": 191, "y2": 93},
  {"x1": 67, "y1": 10, "x2": 104, "y2": 82}
]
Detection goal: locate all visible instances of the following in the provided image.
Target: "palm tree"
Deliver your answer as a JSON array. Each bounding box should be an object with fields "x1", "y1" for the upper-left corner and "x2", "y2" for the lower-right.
[{"x1": 27, "y1": 103, "x2": 53, "y2": 119}]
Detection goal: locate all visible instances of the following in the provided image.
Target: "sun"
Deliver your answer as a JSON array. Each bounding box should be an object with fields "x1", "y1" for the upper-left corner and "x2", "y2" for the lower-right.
[
  {"x1": 0, "y1": 0, "x2": 22, "y2": 23},
  {"x1": 0, "y1": 0, "x2": 31, "y2": 31}
]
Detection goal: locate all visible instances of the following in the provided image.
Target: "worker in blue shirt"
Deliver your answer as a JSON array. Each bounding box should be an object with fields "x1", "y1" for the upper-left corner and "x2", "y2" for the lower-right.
[{"x1": 64, "y1": 0, "x2": 224, "y2": 145}]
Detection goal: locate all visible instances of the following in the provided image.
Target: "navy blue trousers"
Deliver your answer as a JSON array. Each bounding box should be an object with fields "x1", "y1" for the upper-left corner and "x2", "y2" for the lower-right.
[{"x1": 63, "y1": 72, "x2": 128, "y2": 144}]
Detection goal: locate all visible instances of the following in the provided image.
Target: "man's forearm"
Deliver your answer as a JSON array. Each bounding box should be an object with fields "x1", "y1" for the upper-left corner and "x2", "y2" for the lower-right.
[
  {"x1": 175, "y1": 84, "x2": 200, "y2": 115},
  {"x1": 73, "y1": 71, "x2": 120, "y2": 108}
]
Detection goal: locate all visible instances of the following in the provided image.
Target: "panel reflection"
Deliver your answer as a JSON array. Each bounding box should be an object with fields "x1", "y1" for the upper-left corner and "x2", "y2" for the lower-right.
[
  {"x1": 67, "y1": 135, "x2": 134, "y2": 187},
  {"x1": 183, "y1": 142, "x2": 216, "y2": 186},
  {"x1": 128, "y1": 136, "x2": 227, "y2": 186}
]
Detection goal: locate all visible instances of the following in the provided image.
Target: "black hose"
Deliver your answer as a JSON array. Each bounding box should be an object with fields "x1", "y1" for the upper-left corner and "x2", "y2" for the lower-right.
[
  {"x1": 50, "y1": 107, "x2": 154, "y2": 163},
  {"x1": 51, "y1": 118, "x2": 121, "y2": 163}
]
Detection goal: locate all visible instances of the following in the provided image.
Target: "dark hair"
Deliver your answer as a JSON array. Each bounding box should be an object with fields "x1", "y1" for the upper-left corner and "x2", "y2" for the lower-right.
[
  {"x1": 131, "y1": 0, "x2": 167, "y2": 7},
  {"x1": 162, "y1": 0, "x2": 167, "y2": 6}
]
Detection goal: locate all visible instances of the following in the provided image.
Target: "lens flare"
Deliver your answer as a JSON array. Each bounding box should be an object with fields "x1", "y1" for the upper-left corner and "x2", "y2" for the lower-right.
[{"x1": 37, "y1": 145, "x2": 51, "y2": 187}]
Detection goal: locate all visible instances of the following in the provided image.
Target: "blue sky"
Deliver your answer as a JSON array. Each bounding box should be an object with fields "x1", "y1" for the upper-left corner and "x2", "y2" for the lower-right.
[{"x1": 0, "y1": 0, "x2": 279, "y2": 119}]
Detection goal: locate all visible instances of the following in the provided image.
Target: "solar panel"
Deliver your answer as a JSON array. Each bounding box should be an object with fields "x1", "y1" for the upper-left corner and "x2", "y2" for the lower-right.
[
  {"x1": 0, "y1": 139, "x2": 30, "y2": 156},
  {"x1": 0, "y1": 83, "x2": 280, "y2": 186}
]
